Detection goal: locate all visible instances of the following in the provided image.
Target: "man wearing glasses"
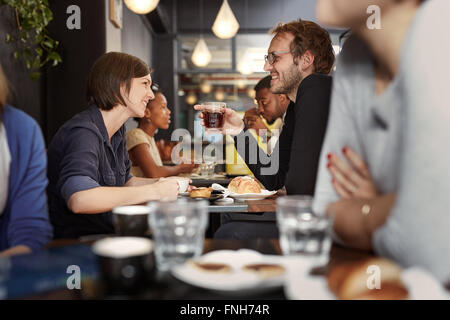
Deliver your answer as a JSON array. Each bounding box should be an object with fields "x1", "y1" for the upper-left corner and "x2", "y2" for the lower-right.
[{"x1": 196, "y1": 19, "x2": 334, "y2": 239}]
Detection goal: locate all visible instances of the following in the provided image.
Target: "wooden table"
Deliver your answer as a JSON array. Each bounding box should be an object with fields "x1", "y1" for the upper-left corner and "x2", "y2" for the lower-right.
[
  {"x1": 206, "y1": 196, "x2": 277, "y2": 237},
  {"x1": 7, "y1": 238, "x2": 450, "y2": 300},
  {"x1": 6, "y1": 238, "x2": 369, "y2": 300},
  {"x1": 208, "y1": 196, "x2": 277, "y2": 213}
]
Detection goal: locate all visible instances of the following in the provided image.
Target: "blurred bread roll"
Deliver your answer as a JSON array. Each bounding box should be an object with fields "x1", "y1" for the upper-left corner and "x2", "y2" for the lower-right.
[
  {"x1": 189, "y1": 260, "x2": 232, "y2": 273},
  {"x1": 189, "y1": 187, "x2": 212, "y2": 198},
  {"x1": 228, "y1": 176, "x2": 262, "y2": 194},
  {"x1": 327, "y1": 258, "x2": 408, "y2": 300}
]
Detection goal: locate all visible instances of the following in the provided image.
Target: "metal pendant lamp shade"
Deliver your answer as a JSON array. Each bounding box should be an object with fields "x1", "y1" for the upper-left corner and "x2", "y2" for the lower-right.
[
  {"x1": 124, "y1": 0, "x2": 160, "y2": 14},
  {"x1": 191, "y1": 38, "x2": 212, "y2": 67},
  {"x1": 212, "y1": 0, "x2": 240, "y2": 39}
]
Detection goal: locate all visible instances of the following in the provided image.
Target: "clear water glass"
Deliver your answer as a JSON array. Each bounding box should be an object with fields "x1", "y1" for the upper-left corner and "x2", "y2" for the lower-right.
[
  {"x1": 148, "y1": 199, "x2": 209, "y2": 271},
  {"x1": 276, "y1": 196, "x2": 332, "y2": 262}
]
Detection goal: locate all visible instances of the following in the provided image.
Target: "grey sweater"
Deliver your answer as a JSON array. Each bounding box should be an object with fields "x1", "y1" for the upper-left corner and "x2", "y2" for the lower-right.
[{"x1": 313, "y1": 0, "x2": 450, "y2": 283}]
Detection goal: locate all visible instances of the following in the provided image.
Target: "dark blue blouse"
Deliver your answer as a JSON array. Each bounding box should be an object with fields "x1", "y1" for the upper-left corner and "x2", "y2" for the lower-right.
[{"x1": 47, "y1": 105, "x2": 133, "y2": 238}]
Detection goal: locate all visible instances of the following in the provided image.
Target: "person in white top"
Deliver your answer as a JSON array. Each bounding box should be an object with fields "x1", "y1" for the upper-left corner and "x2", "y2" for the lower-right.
[{"x1": 315, "y1": 0, "x2": 450, "y2": 283}]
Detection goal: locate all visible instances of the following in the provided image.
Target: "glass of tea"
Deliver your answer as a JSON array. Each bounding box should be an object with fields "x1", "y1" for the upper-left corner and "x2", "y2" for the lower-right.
[{"x1": 202, "y1": 102, "x2": 226, "y2": 131}]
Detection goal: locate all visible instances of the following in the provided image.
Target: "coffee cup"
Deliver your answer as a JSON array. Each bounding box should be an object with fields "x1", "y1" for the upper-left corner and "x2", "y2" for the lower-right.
[
  {"x1": 112, "y1": 205, "x2": 151, "y2": 237},
  {"x1": 92, "y1": 237, "x2": 155, "y2": 297}
]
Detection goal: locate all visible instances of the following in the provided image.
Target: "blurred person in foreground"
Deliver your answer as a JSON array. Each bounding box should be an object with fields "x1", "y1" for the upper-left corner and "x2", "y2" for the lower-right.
[
  {"x1": 314, "y1": 0, "x2": 450, "y2": 283},
  {"x1": 126, "y1": 84, "x2": 197, "y2": 178},
  {"x1": 0, "y1": 64, "x2": 52, "y2": 256},
  {"x1": 47, "y1": 52, "x2": 179, "y2": 239}
]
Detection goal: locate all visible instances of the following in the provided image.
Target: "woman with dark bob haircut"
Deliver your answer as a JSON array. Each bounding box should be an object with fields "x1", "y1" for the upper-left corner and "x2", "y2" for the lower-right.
[
  {"x1": 0, "y1": 63, "x2": 52, "y2": 256},
  {"x1": 47, "y1": 52, "x2": 179, "y2": 238}
]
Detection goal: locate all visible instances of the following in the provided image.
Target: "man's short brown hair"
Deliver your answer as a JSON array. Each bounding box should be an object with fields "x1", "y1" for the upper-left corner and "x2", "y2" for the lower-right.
[
  {"x1": 271, "y1": 19, "x2": 335, "y2": 74},
  {"x1": 0, "y1": 63, "x2": 8, "y2": 116},
  {"x1": 87, "y1": 52, "x2": 151, "y2": 110}
]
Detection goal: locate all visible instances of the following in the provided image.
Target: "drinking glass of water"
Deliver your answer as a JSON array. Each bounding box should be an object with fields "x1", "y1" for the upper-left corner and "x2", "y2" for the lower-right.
[
  {"x1": 276, "y1": 196, "x2": 332, "y2": 263},
  {"x1": 148, "y1": 199, "x2": 209, "y2": 271}
]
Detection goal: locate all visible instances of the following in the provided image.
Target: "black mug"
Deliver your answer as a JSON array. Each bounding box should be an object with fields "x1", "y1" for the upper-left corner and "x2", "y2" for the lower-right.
[
  {"x1": 112, "y1": 206, "x2": 151, "y2": 237},
  {"x1": 92, "y1": 237, "x2": 155, "y2": 297}
]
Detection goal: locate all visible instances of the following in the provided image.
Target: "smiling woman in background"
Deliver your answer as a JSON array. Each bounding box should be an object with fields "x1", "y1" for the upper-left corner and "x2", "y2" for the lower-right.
[
  {"x1": 0, "y1": 63, "x2": 52, "y2": 256},
  {"x1": 314, "y1": 0, "x2": 450, "y2": 283},
  {"x1": 47, "y1": 52, "x2": 179, "y2": 239},
  {"x1": 126, "y1": 84, "x2": 197, "y2": 178}
]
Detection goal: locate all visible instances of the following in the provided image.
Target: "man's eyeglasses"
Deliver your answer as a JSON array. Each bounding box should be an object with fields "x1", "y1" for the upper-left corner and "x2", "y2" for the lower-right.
[{"x1": 264, "y1": 50, "x2": 293, "y2": 65}]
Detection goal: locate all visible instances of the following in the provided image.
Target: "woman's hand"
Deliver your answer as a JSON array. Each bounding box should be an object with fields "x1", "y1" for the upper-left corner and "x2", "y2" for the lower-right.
[
  {"x1": 150, "y1": 178, "x2": 179, "y2": 201},
  {"x1": 194, "y1": 105, "x2": 244, "y2": 136},
  {"x1": 177, "y1": 162, "x2": 199, "y2": 174},
  {"x1": 326, "y1": 193, "x2": 396, "y2": 251},
  {"x1": 326, "y1": 198, "x2": 372, "y2": 250},
  {"x1": 327, "y1": 146, "x2": 377, "y2": 199}
]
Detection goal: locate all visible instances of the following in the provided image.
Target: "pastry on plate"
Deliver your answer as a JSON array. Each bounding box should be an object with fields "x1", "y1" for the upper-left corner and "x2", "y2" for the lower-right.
[
  {"x1": 327, "y1": 257, "x2": 408, "y2": 300},
  {"x1": 188, "y1": 260, "x2": 232, "y2": 273},
  {"x1": 189, "y1": 187, "x2": 212, "y2": 198},
  {"x1": 228, "y1": 176, "x2": 262, "y2": 194},
  {"x1": 242, "y1": 263, "x2": 286, "y2": 278}
]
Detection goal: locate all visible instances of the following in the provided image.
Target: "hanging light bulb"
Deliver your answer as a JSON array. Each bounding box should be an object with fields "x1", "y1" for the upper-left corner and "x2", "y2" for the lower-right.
[
  {"x1": 200, "y1": 81, "x2": 212, "y2": 94},
  {"x1": 212, "y1": 0, "x2": 240, "y2": 39},
  {"x1": 186, "y1": 92, "x2": 198, "y2": 105},
  {"x1": 237, "y1": 50, "x2": 254, "y2": 75},
  {"x1": 236, "y1": 79, "x2": 246, "y2": 89},
  {"x1": 124, "y1": 0, "x2": 160, "y2": 14},
  {"x1": 215, "y1": 88, "x2": 225, "y2": 101},
  {"x1": 191, "y1": 38, "x2": 212, "y2": 67}
]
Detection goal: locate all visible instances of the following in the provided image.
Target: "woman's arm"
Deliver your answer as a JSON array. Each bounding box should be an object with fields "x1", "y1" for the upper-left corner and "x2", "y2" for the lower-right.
[
  {"x1": 67, "y1": 178, "x2": 179, "y2": 214},
  {"x1": 6, "y1": 114, "x2": 53, "y2": 253},
  {"x1": 125, "y1": 176, "x2": 159, "y2": 186},
  {"x1": 326, "y1": 193, "x2": 396, "y2": 251},
  {"x1": 0, "y1": 245, "x2": 31, "y2": 257},
  {"x1": 129, "y1": 143, "x2": 196, "y2": 178}
]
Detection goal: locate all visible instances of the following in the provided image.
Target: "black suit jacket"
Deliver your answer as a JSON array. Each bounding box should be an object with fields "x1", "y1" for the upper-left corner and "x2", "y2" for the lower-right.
[{"x1": 234, "y1": 73, "x2": 332, "y2": 195}]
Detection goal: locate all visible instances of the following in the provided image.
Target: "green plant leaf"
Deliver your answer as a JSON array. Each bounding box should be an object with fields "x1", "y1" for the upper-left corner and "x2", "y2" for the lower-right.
[
  {"x1": 3, "y1": 0, "x2": 62, "y2": 79},
  {"x1": 29, "y1": 72, "x2": 41, "y2": 80}
]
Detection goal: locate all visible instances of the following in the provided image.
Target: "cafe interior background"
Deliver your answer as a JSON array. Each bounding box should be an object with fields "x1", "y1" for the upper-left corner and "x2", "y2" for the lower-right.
[{"x1": 0, "y1": 0, "x2": 343, "y2": 172}]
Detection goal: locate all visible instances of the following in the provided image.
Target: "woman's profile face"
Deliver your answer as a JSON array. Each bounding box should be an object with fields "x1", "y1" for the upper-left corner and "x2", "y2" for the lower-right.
[
  {"x1": 146, "y1": 92, "x2": 171, "y2": 130},
  {"x1": 124, "y1": 74, "x2": 155, "y2": 118}
]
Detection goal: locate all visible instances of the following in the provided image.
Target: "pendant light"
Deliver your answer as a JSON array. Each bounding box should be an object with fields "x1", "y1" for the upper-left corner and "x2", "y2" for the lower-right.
[
  {"x1": 191, "y1": 0, "x2": 212, "y2": 67},
  {"x1": 212, "y1": 0, "x2": 239, "y2": 39},
  {"x1": 186, "y1": 92, "x2": 198, "y2": 105},
  {"x1": 237, "y1": 50, "x2": 254, "y2": 75},
  {"x1": 215, "y1": 88, "x2": 225, "y2": 101},
  {"x1": 191, "y1": 38, "x2": 212, "y2": 67},
  {"x1": 200, "y1": 81, "x2": 212, "y2": 93},
  {"x1": 124, "y1": 0, "x2": 159, "y2": 14}
]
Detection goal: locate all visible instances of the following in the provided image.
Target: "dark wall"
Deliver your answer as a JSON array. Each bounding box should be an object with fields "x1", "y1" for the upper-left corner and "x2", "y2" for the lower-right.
[
  {"x1": 152, "y1": 34, "x2": 178, "y2": 140},
  {"x1": 175, "y1": 0, "x2": 318, "y2": 33},
  {"x1": 45, "y1": 0, "x2": 106, "y2": 144},
  {"x1": 122, "y1": 6, "x2": 154, "y2": 67},
  {"x1": 0, "y1": 5, "x2": 45, "y2": 130}
]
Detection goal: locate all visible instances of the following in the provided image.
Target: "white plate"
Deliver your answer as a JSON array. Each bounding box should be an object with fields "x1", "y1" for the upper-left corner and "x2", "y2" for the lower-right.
[
  {"x1": 171, "y1": 249, "x2": 286, "y2": 295},
  {"x1": 284, "y1": 257, "x2": 450, "y2": 300},
  {"x1": 283, "y1": 256, "x2": 335, "y2": 300},
  {"x1": 228, "y1": 189, "x2": 277, "y2": 201}
]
